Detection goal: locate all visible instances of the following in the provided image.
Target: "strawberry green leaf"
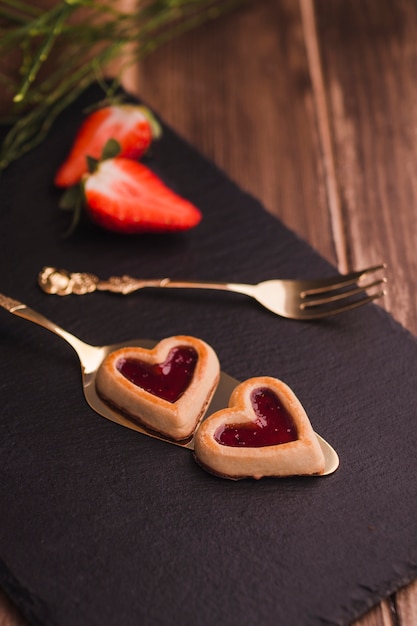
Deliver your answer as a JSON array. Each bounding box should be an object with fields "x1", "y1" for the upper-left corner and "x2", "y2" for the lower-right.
[
  {"x1": 58, "y1": 184, "x2": 84, "y2": 237},
  {"x1": 59, "y1": 184, "x2": 82, "y2": 211},
  {"x1": 139, "y1": 107, "x2": 162, "y2": 140},
  {"x1": 102, "y1": 138, "x2": 121, "y2": 160},
  {"x1": 62, "y1": 196, "x2": 83, "y2": 238},
  {"x1": 86, "y1": 155, "x2": 99, "y2": 173}
]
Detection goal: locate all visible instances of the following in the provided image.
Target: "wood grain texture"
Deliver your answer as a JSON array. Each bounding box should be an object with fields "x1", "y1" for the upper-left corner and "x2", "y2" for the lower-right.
[
  {"x1": 315, "y1": 0, "x2": 417, "y2": 333},
  {"x1": 0, "y1": 589, "x2": 26, "y2": 626},
  {"x1": 135, "y1": 0, "x2": 336, "y2": 266},
  {"x1": 352, "y1": 601, "x2": 395, "y2": 626},
  {"x1": 397, "y1": 579, "x2": 417, "y2": 625}
]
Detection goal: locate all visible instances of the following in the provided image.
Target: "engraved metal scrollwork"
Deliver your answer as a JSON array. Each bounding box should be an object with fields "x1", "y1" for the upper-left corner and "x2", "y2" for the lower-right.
[
  {"x1": 38, "y1": 266, "x2": 173, "y2": 297},
  {"x1": 38, "y1": 266, "x2": 100, "y2": 296},
  {"x1": 97, "y1": 275, "x2": 147, "y2": 295},
  {"x1": 38, "y1": 266, "x2": 150, "y2": 296}
]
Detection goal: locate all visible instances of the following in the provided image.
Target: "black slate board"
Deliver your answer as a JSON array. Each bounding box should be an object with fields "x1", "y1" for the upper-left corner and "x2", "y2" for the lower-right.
[{"x1": 1, "y1": 85, "x2": 417, "y2": 626}]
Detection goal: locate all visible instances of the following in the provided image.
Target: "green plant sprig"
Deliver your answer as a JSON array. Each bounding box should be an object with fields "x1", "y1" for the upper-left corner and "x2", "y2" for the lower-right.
[{"x1": 0, "y1": 0, "x2": 245, "y2": 170}]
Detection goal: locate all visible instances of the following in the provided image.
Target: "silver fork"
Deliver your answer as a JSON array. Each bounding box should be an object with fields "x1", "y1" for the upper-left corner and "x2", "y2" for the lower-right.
[{"x1": 38, "y1": 264, "x2": 387, "y2": 321}]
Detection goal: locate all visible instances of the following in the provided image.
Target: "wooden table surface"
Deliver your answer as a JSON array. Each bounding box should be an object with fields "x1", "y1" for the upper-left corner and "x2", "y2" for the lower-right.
[{"x1": 2, "y1": 0, "x2": 417, "y2": 624}]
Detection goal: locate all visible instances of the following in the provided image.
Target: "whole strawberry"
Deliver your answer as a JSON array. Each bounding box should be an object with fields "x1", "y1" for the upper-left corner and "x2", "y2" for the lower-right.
[
  {"x1": 82, "y1": 157, "x2": 202, "y2": 234},
  {"x1": 55, "y1": 104, "x2": 161, "y2": 188}
]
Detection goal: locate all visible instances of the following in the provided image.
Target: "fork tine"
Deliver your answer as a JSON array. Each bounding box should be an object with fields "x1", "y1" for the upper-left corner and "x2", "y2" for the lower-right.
[
  {"x1": 301, "y1": 263, "x2": 387, "y2": 297},
  {"x1": 299, "y1": 290, "x2": 386, "y2": 319},
  {"x1": 301, "y1": 277, "x2": 387, "y2": 308}
]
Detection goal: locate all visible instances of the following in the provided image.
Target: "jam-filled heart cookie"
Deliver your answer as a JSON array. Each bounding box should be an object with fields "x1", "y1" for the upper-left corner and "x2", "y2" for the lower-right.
[
  {"x1": 194, "y1": 376, "x2": 325, "y2": 479},
  {"x1": 96, "y1": 335, "x2": 220, "y2": 441}
]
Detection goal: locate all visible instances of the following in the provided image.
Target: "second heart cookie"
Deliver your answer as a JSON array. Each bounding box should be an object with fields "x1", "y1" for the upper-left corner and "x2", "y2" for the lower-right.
[{"x1": 193, "y1": 376, "x2": 325, "y2": 479}]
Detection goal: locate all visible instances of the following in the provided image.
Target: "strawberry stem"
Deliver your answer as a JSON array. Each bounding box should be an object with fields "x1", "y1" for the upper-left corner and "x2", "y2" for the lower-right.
[{"x1": 59, "y1": 183, "x2": 84, "y2": 237}]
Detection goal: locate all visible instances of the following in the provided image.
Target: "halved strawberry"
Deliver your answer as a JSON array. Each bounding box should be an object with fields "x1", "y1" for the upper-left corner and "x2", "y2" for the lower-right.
[
  {"x1": 54, "y1": 104, "x2": 161, "y2": 188},
  {"x1": 83, "y1": 158, "x2": 202, "y2": 233}
]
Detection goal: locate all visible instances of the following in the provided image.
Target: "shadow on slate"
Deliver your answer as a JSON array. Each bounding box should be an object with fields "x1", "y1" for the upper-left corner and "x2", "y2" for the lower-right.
[{"x1": 1, "y1": 84, "x2": 417, "y2": 626}]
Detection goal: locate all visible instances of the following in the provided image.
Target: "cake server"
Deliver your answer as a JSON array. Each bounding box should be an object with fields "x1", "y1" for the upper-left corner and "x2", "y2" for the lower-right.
[{"x1": 0, "y1": 292, "x2": 339, "y2": 475}]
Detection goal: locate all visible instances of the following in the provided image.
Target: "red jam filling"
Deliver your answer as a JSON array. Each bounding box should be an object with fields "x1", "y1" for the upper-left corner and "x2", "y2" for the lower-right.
[
  {"x1": 215, "y1": 387, "x2": 298, "y2": 447},
  {"x1": 116, "y1": 346, "x2": 198, "y2": 403}
]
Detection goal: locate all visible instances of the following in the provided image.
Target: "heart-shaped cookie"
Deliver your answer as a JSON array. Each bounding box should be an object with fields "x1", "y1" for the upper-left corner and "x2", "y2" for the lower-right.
[
  {"x1": 194, "y1": 376, "x2": 325, "y2": 479},
  {"x1": 96, "y1": 335, "x2": 220, "y2": 441}
]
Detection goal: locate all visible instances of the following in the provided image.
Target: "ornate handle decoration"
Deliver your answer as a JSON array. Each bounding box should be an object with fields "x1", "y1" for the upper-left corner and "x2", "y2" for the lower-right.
[{"x1": 38, "y1": 266, "x2": 161, "y2": 296}]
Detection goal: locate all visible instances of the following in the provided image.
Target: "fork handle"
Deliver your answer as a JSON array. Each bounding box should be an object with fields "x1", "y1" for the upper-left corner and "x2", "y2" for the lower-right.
[
  {"x1": 38, "y1": 266, "x2": 255, "y2": 298},
  {"x1": 144, "y1": 279, "x2": 257, "y2": 299},
  {"x1": 98, "y1": 277, "x2": 235, "y2": 294},
  {"x1": 116, "y1": 277, "x2": 256, "y2": 294}
]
